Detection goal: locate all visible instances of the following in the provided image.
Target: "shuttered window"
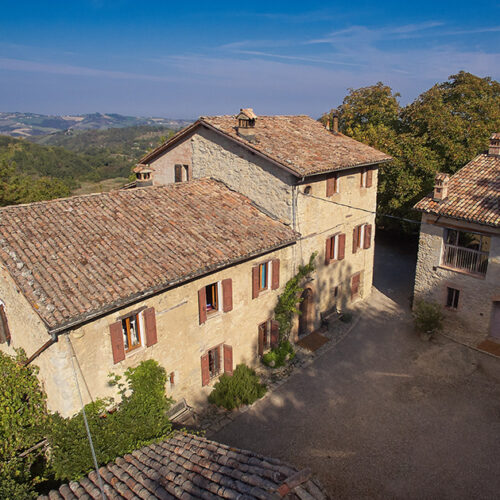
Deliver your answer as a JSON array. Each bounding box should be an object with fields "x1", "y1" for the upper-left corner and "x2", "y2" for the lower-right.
[
  {"x1": 353, "y1": 224, "x2": 372, "y2": 253},
  {"x1": 201, "y1": 344, "x2": 231, "y2": 386},
  {"x1": 253, "y1": 259, "x2": 280, "y2": 298},
  {"x1": 351, "y1": 273, "x2": 361, "y2": 300},
  {"x1": 199, "y1": 280, "x2": 233, "y2": 324},
  {"x1": 326, "y1": 173, "x2": 339, "y2": 197},
  {"x1": 446, "y1": 287, "x2": 460, "y2": 309},
  {"x1": 325, "y1": 233, "x2": 346, "y2": 265},
  {"x1": 360, "y1": 167, "x2": 373, "y2": 188},
  {"x1": 109, "y1": 307, "x2": 157, "y2": 364}
]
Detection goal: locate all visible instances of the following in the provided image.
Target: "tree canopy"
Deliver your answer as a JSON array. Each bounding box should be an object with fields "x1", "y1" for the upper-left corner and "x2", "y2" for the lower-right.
[{"x1": 326, "y1": 72, "x2": 500, "y2": 232}]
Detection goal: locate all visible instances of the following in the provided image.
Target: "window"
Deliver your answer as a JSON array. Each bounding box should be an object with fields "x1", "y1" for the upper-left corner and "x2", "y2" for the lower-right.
[
  {"x1": 258, "y1": 262, "x2": 270, "y2": 292},
  {"x1": 442, "y1": 228, "x2": 490, "y2": 275},
  {"x1": 352, "y1": 224, "x2": 371, "y2": 253},
  {"x1": 208, "y1": 346, "x2": 220, "y2": 379},
  {"x1": 122, "y1": 313, "x2": 141, "y2": 353},
  {"x1": 326, "y1": 173, "x2": 339, "y2": 196},
  {"x1": 252, "y1": 259, "x2": 280, "y2": 299},
  {"x1": 201, "y1": 344, "x2": 233, "y2": 385},
  {"x1": 360, "y1": 168, "x2": 373, "y2": 188},
  {"x1": 174, "y1": 164, "x2": 191, "y2": 183},
  {"x1": 258, "y1": 320, "x2": 279, "y2": 356},
  {"x1": 446, "y1": 287, "x2": 460, "y2": 309},
  {"x1": 205, "y1": 282, "x2": 220, "y2": 313},
  {"x1": 198, "y1": 279, "x2": 232, "y2": 324},
  {"x1": 325, "y1": 233, "x2": 345, "y2": 264}
]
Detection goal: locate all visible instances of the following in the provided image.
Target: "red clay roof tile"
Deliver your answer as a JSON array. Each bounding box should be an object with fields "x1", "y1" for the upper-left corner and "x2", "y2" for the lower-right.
[
  {"x1": 414, "y1": 153, "x2": 500, "y2": 227},
  {"x1": 0, "y1": 179, "x2": 298, "y2": 331}
]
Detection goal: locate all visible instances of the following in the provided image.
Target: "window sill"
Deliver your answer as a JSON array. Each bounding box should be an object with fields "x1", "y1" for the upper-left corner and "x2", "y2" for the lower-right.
[
  {"x1": 124, "y1": 345, "x2": 146, "y2": 359},
  {"x1": 438, "y1": 265, "x2": 486, "y2": 280},
  {"x1": 206, "y1": 309, "x2": 223, "y2": 321}
]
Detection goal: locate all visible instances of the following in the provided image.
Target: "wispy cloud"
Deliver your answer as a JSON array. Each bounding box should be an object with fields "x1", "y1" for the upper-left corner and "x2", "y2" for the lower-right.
[
  {"x1": 232, "y1": 50, "x2": 363, "y2": 67},
  {"x1": 0, "y1": 57, "x2": 176, "y2": 82}
]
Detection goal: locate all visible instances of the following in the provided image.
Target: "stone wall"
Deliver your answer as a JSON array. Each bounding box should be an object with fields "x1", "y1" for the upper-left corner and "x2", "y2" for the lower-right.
[
  {"x1": 0, "y1": 264, "x2": 77, "y2": 415},
  {"x1": 60, "y1": 245, "x2": 294, "y2": 416},
  {"x1": 414, "y1": 214, "x2": 500, "y2": 344},
  {"x1": 149, "y1": 133, "x2": 194, "y2": 185},
  {"x1": 293, "y1": 167, "x2": 378, "y2": 334},
  {"x1": 191, "y1": 128, "x2": 295, "y2": 224}
]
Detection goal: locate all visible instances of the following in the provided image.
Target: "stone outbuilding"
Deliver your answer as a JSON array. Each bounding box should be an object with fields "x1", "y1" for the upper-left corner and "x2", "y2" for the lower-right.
[{"x1": 413, "y1": 134, "x2": 500, "y2": 346}]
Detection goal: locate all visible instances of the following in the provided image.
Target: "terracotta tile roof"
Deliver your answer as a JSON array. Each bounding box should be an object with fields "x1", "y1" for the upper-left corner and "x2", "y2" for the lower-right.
[
  {"x1": 414, "y1": 154, "x2": 500, "y2": 227},
  {"x1": 0, "y1": 179, "x2": 298, "y2": 331},
  {"x1": 202, "y1": 115, "x2": 391, "y2": 176},
  {"x1": 140, "y1": 115, "x2": 391, "y2": 177},
  {"x1": 39, "y1": 433, "x2": 328, "y2": 500}
]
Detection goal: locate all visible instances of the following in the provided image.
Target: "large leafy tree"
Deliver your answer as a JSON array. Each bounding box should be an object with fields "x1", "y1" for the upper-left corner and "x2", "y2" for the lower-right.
[
  {"x1": 402, "y1": 71, "x2": 500, "y2": 171},
  {"x1": 324, "y1": 73, "x2": 500, "y2": 232}
]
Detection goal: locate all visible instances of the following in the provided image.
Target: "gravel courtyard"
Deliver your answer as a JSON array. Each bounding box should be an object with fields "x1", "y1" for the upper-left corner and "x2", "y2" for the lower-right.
[{"x1": 212, "y1": 234, "x2": 500, "y2": 499}]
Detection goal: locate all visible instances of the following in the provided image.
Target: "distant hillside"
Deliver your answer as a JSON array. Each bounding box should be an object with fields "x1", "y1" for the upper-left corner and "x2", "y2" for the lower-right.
[
  {"x1": 30, "y1": 125, "x2": 174, "y2": 158},
  {"x1": 0, "y1": 111, "x2": 191, "y2": 137}
]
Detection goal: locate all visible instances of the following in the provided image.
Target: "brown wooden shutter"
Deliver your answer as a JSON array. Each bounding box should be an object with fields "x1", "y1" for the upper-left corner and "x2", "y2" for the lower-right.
[
  {"x1": 223, "y1": 345, "x2": 233, "y2": 375},
  {"x1": 186, "y1": 165, "x2": 192, "y2": 181},
  {"x1": 143, "y1": 307, "x2": 158, "y2": 347},
  {"x1": 258, "y1": 325, "x2": 265, "y2": 356},
  {"x1": 351, "y1": 273, "x2": 360, "y2": 299},
  {"x1": 338, "y1": 233, "x2": 346, "y2": 260},
  {"x1": 222, "y1": 278, "x2": 233, "y2": 312},
  {"x1": 366, "y1": 168, "x2": 373, "y2": 188},
  {"x1": 110, "y1": 321, "x2": 125, "y2": 364},
  {"x1": 201, "y1": 353, "x2": 210, "y2": 386},
  {"x1": 364, "y1": 224, "x2": 372, "y2": 249},
  {"x1": 325, "y1": 237, "x2": 332, "y2": 265},
  {"x1": 198, "y1": 287, "x2": 207, "y2": 324},
  {"x1": 252, "y1": 266, "x2": 259, "y2": 299},
  {"x1": 270, "y1": 320, "x2": 279, "y2": 348},
  {"x1": 174, "y1": 164, "x2": 182, "y2": 182},
  {"x1": 326, "y1": 176, "x2": 335, "y2": 197},
  {"x1": 271, "y1": 259, "x2": 280, "y2": 290},
  {"x1": 352, "y1": 226, "x2": 359, "y2": 253},
  {"x1": 360, "y1": 169, "x2": 364, "y2": 187},
  {"x1": 0, "y1": 305, "x2": 11, "y2": 344}
]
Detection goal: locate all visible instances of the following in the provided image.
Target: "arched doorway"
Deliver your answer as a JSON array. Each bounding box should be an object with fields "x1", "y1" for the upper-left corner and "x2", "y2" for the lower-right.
[{"x1": 299, "y1": 287, "x2": 314, "y2": 337}]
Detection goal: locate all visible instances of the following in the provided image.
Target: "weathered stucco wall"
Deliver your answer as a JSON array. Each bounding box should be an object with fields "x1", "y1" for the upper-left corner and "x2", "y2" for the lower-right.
[
  {"x1": 294, "y1": 167, "x2": 378, "y2": 333},
  {"x1": 414, "y1": 214, "x2": 500, "y2": 344},
  {"x1": 64, "y1": 245, "x2": 294, "y2": 416},
  {"x1": 148, "y1": 133, "x2": 194, "y2": 185},
  {"x1": 191, "y1": 127, "x2": 295, "y2": 224},
  {"x1": 0, "y1": 265, "x2": 77, "y2": 415}
]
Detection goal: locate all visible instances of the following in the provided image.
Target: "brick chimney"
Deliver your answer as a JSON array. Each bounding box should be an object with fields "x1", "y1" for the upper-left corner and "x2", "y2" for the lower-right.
[
  {"x1": 236, "y1": 108, "x2": 257, "y2": 142},
  {"x1": 331, "y1": 110, "x2": 339, "y2": 134},
  {"x1": 488, "y1": 133, "x2": 500, "y2": 156},
  {"x1": 433, "y1": 173, "x2": 449, "y2": 202}
]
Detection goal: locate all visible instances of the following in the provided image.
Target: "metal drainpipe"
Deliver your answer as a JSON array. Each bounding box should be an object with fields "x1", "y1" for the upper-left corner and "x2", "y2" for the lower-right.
[{"x1": 24, "y1": 333, "x2": 58, "y2": 366}]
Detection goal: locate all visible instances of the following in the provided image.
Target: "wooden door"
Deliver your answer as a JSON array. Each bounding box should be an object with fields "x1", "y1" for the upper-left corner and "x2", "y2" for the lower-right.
[{"x1": 299, "y1": 288, "x2": 313, "y2": 337}]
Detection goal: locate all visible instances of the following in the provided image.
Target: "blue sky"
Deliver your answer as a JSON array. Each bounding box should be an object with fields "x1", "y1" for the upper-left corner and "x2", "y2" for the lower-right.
[{"x1": 0, "y1": 0, "x2": 499, "y2": 118}]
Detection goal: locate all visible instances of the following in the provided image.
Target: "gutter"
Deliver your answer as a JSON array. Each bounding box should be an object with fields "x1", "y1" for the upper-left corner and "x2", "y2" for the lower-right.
[{"x1": 24, "y1": 333, "x2": 57, "y2": 366}]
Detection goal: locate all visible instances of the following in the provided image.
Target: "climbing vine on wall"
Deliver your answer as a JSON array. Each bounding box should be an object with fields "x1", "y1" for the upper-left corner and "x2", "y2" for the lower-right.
[{"x1": 274, "y1": 252, "x2": 317, "y2": 343}]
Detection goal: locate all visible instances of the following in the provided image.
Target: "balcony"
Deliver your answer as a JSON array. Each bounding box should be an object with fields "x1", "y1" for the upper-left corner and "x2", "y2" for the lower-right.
[{"x1": 442, "y1": 244, "x2": 489, "y2": 276}]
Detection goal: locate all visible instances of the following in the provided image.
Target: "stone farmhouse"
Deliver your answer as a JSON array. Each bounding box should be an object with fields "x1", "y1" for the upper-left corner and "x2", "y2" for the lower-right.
[
  {"x1": 413, "y1": 133, "x2": 500, "y2": 346},
  {"x1": 0, "y1": 109, "x2": 390, "y2": 416}
]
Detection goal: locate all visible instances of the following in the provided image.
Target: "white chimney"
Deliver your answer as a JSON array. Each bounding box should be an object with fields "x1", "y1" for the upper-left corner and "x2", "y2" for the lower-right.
[
  {"x1": 236, "y1": 108, "x2": 257, "y2": 142},
  {"x1": 433, "y1": 173, "x2": 449, "y2": 202},
  {"x1": 488, "y1": 133, "x2": 500, "y2": 156}
]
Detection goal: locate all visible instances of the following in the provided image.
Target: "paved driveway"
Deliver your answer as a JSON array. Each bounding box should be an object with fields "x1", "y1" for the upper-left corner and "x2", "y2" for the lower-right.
[{"x1": 213, "y1": 235, "x2": 500, "y2": 499}]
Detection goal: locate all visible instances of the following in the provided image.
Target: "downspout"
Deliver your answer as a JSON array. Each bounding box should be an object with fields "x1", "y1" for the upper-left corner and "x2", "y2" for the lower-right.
[{"x1": 24, "y1": 332, "x2": 58, "y2": 366}]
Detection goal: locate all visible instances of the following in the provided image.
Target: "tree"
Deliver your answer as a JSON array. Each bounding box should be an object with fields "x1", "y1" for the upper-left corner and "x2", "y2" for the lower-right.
[
  {"x1": 0, "y1": 350, "x2": 48, "y2": 498},
  {"x1": 402, "y1": 71, "x2": 500, "y2": 172}
]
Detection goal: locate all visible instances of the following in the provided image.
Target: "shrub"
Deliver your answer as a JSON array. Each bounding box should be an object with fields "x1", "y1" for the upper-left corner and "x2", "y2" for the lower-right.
[
  {"x1": 47, "y1": 360, "x2": 173, "y2": 481},
  {"x1": 208, "y1": 364, "x2": 266, "y2": 410},
  {"x1": 0, "y1": 349, "x2": 48, "y2": 498},
  {"x1": 262, "y1": 341, "x2": 295, "y2": 368},
  {"x1": 413, "y1": 300, "x2": 443, "y2": 337}
]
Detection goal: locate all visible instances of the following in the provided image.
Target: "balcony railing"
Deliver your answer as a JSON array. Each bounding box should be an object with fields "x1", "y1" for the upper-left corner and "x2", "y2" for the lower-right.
[{"x1": 442, "y1": 244, "x2": 489, "y2": 276}]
